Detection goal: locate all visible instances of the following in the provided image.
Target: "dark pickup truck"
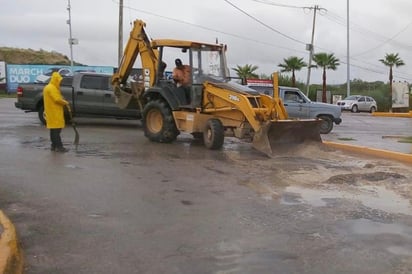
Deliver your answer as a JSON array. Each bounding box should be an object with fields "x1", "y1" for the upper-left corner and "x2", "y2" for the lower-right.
[{"x1": 15, "y1": 73, "x2": 140, "y2": 124}]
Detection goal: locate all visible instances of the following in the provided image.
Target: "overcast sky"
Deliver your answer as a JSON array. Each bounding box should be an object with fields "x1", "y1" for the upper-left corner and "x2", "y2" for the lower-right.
[{"x1": 1, "y1": 0, "x2": 412, "y2": 85}]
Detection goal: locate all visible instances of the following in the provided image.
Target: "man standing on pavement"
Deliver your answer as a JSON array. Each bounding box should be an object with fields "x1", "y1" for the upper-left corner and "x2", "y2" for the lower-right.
[{"x1": 43, "y1": 72, "x2": 69, "y2": 152}]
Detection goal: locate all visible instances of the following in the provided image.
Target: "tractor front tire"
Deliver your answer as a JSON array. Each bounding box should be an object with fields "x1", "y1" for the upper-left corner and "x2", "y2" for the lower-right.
[
  {"x1": 142, "y1": 99, "x2": 179, "y2": 143},
  {"x1": 203, "y1": 119, "x2": 224, "y2": 150}
]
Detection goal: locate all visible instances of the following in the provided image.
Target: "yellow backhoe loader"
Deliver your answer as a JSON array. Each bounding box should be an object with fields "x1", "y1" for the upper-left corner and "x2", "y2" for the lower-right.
[{"x1": 112, "y1": 19, "x2": 322, "y2": 156}]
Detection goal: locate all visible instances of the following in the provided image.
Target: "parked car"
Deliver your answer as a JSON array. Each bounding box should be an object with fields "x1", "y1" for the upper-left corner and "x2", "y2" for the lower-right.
[{"x1": 336, "y1": 95, "x2": 377, "y2": 113}]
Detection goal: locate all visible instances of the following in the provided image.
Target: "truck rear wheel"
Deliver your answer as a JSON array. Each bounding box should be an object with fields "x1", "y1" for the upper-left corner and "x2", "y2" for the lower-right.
[
  {"x1": 142, "y1": 99, "x2": 179, "y2": 143},
  {"x1": 203, "y1": 119, "x2": 224, "y2": 150},
  {"x1": 38, "y1": 105, "x2": 46, "y2": 125},
  {"x1": 38, "y1": 104, "x2": 70, "y2": 126}
]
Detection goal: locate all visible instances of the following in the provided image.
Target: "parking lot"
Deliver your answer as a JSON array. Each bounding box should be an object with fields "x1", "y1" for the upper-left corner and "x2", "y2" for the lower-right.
[
  {"x1": 1, "y1": 98, "x2": 412, "y2": 274},
  {"x1": 324, "y1": 111, "x2": 412, "y2": 154}
]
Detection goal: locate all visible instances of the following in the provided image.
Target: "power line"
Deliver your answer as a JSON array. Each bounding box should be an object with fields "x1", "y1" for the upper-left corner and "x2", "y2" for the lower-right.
[
  {"x1": 244, "y1": 0, "x2": 327, "y2": 93},
  {"x1": 252, "y1": 0, "x2": 304, "y2": 10},
  {"x1": 115, "y1": 0, "x2": 306, "y2": 54},
  {"x1": 351, "y1": 20, "x2": 412, "y2": 57},
  {"x1": 114, "y1": 0, "x2": 412, "y2": 81},
  {"x1": 320, "y1": 10, "x2": 412, "y2": 56},
  {"x1": 223, "y1": 0, "x2": 306, "y2": 45}
]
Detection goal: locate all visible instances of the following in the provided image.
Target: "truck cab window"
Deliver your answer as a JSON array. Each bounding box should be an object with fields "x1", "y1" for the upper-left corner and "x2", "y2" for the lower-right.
[
  {"x1": 80, "y1": 75, "x2": 104, "y2": 89},
  {"x1": 284, "y1": 91, "x2": 301, "y2": 102}
]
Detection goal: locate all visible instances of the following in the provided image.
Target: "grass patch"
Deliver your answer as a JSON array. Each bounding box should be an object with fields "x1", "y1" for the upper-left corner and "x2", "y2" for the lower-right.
[
  {"x1": 0, "y1": 93, "x2": 16, "y2": 98},
  {"x1": 398, "y1": 136, "x2": 412, "y2": 143},
  {"x1": 337, "y1": 137, "x2": 356, "y2": 141}
]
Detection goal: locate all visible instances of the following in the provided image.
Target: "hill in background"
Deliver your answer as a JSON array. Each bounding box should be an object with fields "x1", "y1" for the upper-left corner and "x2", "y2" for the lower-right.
[{"x1": 0, "y1": 47, "x2": 82, "y2": 65}]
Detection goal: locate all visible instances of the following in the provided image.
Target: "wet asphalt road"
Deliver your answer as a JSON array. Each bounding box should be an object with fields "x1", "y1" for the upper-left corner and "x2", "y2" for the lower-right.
[{"x1": 1, "y1": 98, "x2": 412, "y2": 274}]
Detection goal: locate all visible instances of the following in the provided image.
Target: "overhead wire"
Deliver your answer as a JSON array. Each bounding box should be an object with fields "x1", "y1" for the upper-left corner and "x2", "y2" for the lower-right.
[
  {"x1": 223, "y1": 0, "x2": 306, "y2": 45},
  {"x1": 112, "y1": 0, "x2": 306, "y2": 54},
  {"x1": 317, "y1": 10, "x2": 412, "y2": 80},
  {"x1": 351, "y1": 21, "x2": 412, "y2": 57},
  {"x1": 113, "y1": 0, "x2": 412, "y2": 81},
  {"x1": 224, "y1": 0, "x2": 410, "y2": 80},
  {"x1": 321, "y1": 10, "x2": 412, "y2": 55},
  {"x1": 251, "y1": 0, "x2": 304, "y2": 10}
]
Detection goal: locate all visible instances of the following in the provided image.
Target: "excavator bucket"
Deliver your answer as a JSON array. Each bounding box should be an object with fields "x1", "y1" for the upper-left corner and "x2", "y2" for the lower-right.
[{"x1": 252, "y1": 119, "x2": 322, "y2": 157}]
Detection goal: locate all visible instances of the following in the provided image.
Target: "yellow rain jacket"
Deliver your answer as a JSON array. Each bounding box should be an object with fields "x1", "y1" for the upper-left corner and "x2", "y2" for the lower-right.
[{"x1": 43, "y1": 72, "x2": 69, "y2": 129}]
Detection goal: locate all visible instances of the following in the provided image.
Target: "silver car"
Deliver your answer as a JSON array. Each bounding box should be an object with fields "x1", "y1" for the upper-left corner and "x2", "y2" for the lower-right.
[{"x1": 336, "y1": 95, "x2": 377, "y2": 113}]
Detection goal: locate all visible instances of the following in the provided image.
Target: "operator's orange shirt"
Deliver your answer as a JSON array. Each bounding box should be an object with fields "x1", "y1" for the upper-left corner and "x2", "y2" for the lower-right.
[{"x1": 172, "y1": 65, "x2": 191, "y2": 86}]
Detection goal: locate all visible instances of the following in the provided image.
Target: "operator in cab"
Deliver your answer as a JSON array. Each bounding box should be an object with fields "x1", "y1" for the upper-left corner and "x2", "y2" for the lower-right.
[
  {"x1": 172, "y1": 58, "x2": 191, "y2": 87},
  {"x1": 172, "y1": 58, "x2": 191, "y2": 104}
]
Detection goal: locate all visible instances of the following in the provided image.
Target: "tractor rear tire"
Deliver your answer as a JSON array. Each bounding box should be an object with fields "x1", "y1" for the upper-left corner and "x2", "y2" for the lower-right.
[
  {"x1": 203, "y1": 119, "x2": 224, "y2": 150},
  {"x1": 142, "y1": 99, "x2": 179, "y2": 143}
]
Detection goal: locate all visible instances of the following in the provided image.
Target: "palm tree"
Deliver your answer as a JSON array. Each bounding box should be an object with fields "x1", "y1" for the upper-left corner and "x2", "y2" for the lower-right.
[
  {"x1": 232, "y1": 64, "x2": 259, "y2": 84},
  {"x1": 312, "y1": 52, "x2": 340, "y2": 103},
  {"x1": 379, "y1": 53, "x2": 405, "y2": 109},
  {"x1": 278, "y1": 56, "x2": 307, "y2": 87}
]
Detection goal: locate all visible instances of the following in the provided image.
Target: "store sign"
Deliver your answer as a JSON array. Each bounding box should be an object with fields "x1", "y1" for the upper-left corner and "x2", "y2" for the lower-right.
[
  {"x1": 392, "y1": 81, "x2": 409, "y2": 108},
  {"x1": 6, "y1": 64, "x2": 114, "y2": 92},
  {"x1": 0, "y1": 61, "x2": 5, "y2": 84}
]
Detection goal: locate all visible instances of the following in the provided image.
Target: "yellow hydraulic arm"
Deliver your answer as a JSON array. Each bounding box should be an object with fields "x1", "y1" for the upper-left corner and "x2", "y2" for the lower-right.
[
  {"x1": 111, "y1": 20, "x2": 159, "y2": 91},
  {"x1": 271, "y1": 72, "x2": 289, "y2": 120},
  {"x1": 200, "y1": 72, "x2": 289, "y2": 133}
]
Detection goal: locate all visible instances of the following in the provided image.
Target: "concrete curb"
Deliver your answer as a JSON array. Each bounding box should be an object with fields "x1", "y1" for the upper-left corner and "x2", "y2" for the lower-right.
[
  {"x1": 0, "y1": 210, "x2": 23, "y2": 274},
  {"x1": 323, "y1": 141, "x2": 412, "y2": 165},
  {"x1": 372, "y1": 111, "x2": 412, "y2": 118}
]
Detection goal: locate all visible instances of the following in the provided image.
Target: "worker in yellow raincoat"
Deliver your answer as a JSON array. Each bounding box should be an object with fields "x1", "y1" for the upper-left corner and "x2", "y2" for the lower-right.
[{"x1": 43, "y1": 72, "x2": 69, "y2": 152}]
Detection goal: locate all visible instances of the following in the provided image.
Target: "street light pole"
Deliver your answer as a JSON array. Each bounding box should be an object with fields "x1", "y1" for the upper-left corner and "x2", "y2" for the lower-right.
[
  {"x1": 305, "y1": 5, "x2": 318, "y2": 96},
  {"x1": 118, "y1": 0, "x2": 123, "y2": 67},
  {"x1": 346, "y1": 0, "x2": 351, "y2": 97},
  {"x1": 67, "y1": 0, "x2": 74, "y2": 71}
]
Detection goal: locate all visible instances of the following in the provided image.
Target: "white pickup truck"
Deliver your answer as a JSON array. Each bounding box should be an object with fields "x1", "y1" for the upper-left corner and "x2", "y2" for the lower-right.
[{"x1": 247, "y1": 81, "x2": 342, "y2": 134}]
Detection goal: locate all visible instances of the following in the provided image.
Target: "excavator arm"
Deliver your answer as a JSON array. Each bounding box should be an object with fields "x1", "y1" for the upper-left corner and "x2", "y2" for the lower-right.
[{"x1": 112, "y1": 20, "x2": 159, "y2": 102}]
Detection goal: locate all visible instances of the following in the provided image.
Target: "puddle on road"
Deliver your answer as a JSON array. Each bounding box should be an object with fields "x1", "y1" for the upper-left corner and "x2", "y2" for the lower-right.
[
  {"x1": 281, "y1": 185, "x2": 412, "y2": 215},
  {"x1": 64, "y1": 164, "x2": 82, "y2": 169},
  {"x1": 387, "y1": 246, "x2": 412, "y2": 256},
  {"x1": 342, "y1": 218, "x2": 412, "y2": 256},
  {"x1": 1, "y1": 135, "x2": 50, "y2": 148},
  {"x1": 348, "y1": 218, "x2": 412, "y2": 237},
  {"x1": 0, "y1": 136, "x2": 20, "y2": 146}
]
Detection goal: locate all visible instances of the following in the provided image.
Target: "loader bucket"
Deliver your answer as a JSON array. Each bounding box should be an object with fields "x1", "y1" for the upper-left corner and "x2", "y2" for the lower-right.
[{"x1": 252, "y1": 119, "x2": 322, "y2": 157}]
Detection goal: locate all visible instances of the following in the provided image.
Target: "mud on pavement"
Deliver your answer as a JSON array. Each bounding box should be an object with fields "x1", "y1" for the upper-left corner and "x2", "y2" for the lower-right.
[
  {"x1": 2, "y1": 115, "x2": 412, "y2": 273},
  {"x1": 34, "y1": 134, "x2": 412, "y2": 271},
  {"x1": 225, "y1": 142, "x2": 412, "y2": 273}
]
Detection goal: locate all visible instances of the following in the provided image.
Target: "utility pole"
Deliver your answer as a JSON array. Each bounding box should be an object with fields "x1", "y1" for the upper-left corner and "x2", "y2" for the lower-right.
[
  {"x1": 305, "y1": 5, "x2": 325, "y2": 96},
  {"x1": 118, "y1": 0, "x2": 123, "y2": 67},
  {"x1": 346, "y1": 0, "x2": 351, "y2": 97},
  {"x1": 67, "y1": 0, "x2": 78, "y2": 73},
  {"x1": 67, "y1": 0, "x2": 74, "y2": 71}
]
